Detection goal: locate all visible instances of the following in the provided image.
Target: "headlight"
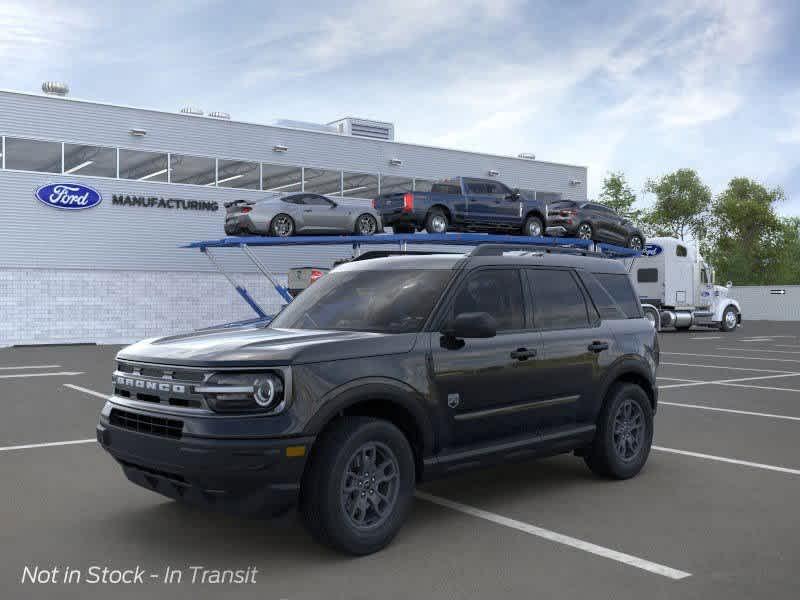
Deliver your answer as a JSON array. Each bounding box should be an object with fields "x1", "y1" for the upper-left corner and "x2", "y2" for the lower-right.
[{"x1": 196, "y1": 372, "x2": 286, "y2": 414}]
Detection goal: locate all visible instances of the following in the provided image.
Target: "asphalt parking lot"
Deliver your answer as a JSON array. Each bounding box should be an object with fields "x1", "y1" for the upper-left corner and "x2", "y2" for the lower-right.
[{"x1": 2, "y1": 322, "x2": 800, "y2": 599}]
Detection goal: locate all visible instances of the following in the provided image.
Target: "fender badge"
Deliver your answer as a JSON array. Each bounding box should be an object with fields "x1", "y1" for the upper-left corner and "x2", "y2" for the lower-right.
[{"x1": 447, "y1": 393, "x2": 460, "y2": 409}]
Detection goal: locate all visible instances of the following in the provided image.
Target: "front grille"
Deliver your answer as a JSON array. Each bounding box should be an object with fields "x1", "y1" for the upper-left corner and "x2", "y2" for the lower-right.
[
  {"x1": 114, "y1": 361, "x2": 208, "y2": 410},
  {"x1": 116, "y1": 361, "x2": 206, "y2": 382},
  {"x1": 109, "y1": 408, "x2": 183, "y2": 439}
]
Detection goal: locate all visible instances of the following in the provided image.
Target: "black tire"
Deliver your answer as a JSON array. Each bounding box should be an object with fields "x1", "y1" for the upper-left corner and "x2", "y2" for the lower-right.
[
  {"x1": 392, "y1": 224, "x2": 415, "y2": 234},
  {"x1": 584, "y1": 383, "x2": 653, "y2": 479},
  {"x1": 720, "y1": 306, "x2": 739, "y2": 332},
  {"x1": 522, "y1": 215, "x2": 544, "y2": 237},
  {"x1": 424, "y1": 209, "x2": 449, "y2": 234},
  {"x1": 628, "y1": 234, "x2": 644, "y2": 250},
  {"x1": 270, "y1": 214, "x2": 295, "y2": 237},
  {"x1": 354, "y1": 213, "x2": 379, "y2": 236},
  {"x1": 300, "y1": 417, "x2": 416, "y2": 555},
  {"x1": 576, "y1": 222, "x2": 593, "y2": 240}
]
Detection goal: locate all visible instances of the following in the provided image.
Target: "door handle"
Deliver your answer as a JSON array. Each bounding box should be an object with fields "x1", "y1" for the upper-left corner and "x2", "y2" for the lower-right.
[
  {"x1": 303, "y1": 209, "x2": 313, "y2": 213},
  {"x1": 588, "y1": 341, "x2": 609, "y2": 353},
  {"x1": 510, "y1": 348, "x2": 537, "y2": 360}
]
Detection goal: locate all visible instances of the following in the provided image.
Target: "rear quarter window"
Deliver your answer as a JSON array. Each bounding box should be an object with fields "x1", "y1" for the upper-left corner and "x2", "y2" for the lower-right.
[
  {"x1": 593, "y1": 273, "x2": 642, "y2": 318},
  {"x1": 430, "y1": 184, "x2": 461, "y2": 194}
]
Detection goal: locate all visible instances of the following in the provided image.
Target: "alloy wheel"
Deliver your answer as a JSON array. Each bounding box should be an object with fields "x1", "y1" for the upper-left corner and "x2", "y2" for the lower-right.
[
  {"x1": 272, "y1": 215, "x2": 293, "y2": 237},
  {"x1": 629, "y1": 236, "x2": 643, "y2": 250},
  {"x1": 527, "y1": 219, "x2": 543, "y2": 237},
  {"x1": 431, "y1": 215, "x2": 447, "y2": 233},
  {"x1": 357, "y1": 215, "x2": 377, "y2": 235},
  {"x1": 612, "y1": 399, "x2": 644, "y2": 462},
  {"x1": 340, "y1": 441, "x2": 400, "y2": 530},
  {"x1": 725, "y1": 309, "x2": 738, "y2": 329},
  {"x1": 577, "y1": 224, "x2": 593, "y2": 240}
]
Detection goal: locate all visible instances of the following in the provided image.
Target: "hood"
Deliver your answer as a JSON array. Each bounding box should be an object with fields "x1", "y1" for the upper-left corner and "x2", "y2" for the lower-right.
[{"x1": 117, "y1": 324, "x2": 417, "y2": 367}]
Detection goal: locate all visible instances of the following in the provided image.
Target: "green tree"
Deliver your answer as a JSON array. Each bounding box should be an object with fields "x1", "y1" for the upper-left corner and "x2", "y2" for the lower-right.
[
  {"x1": 706, "y1": 178, "x2": 787, "y2": 285},
  {"x1": 642, "y1": 169, "x2": 711, "y2": 240},
  {"x1": 598, "y1": 171, "x2": 639, "y2": 220}
]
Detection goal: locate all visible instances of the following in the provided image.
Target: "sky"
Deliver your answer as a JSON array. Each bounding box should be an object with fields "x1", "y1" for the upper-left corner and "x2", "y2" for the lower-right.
[{"x1": 2, "y1": 0, "x2": 800, "y2": 214}]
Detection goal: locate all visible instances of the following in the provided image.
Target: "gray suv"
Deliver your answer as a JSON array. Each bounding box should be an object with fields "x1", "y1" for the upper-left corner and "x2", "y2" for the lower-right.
[{"x1": 97, "y1": 245, "x2": 658, "y2": 555}]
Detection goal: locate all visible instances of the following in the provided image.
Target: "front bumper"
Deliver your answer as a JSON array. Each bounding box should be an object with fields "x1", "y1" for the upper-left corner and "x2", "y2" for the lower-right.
[{"x1": 97, "y1": 403, "x2": 313, "y2": 516}]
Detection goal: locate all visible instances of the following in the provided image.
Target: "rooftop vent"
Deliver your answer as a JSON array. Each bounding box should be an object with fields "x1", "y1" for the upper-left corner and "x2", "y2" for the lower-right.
[
  {"x1": 518, "y1": 152, "x2": 536, "y2": 160},
  {"x1": 180, "y1": 106, "x2": 204, "y2": 116},
  {"x1": 42, "y1": 81, "x2": 69, "y2": 96},
  {"x1": 208, "y1": 111, "x2": 231, "y2": 120},
  {"x1": 329, "y1": 117, "x2": 395, "y2": 141},
  {"x1": 271, "y1": 119, "x2": 337, "y2": 134}
]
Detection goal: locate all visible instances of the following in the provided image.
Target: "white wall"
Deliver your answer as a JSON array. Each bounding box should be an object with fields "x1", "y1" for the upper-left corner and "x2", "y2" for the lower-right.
[{"x1": 728, "y1": 285, "x2": 800, "y2": 321}]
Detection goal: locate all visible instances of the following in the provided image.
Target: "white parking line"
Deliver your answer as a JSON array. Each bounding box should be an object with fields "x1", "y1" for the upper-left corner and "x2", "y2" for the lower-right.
[
  {"x1": 660, "y1": 401, "x2": 800, "y2": 422},
  {"x1": 0, "y1": 439, "x2": 95, "y2": 453},
  {"x1": 717, "y1": 347, "x2": 800, "y2": 355},
  {"x1": 0, "y1": 364, "x2": 61, "y2": 370},
  {"x1": 653, "y1": 446, "x2": 800, "y2": 476},
  {"x1": 416, "y1": 492, "x2": 691, "y2": 580},
  {"x1": 659, "y1": 372, "x2": 800, "y2": 389},
  {"x1": 657, "y1": 377, "x2": 700, "y2": 383},
  {"x1": 64, "y1": 384, "x2": 108, "y2": 399},
  {"x1": 689, "y1": 336, "x2": 721, "y2": 340},
  {"x1": 662, "y1": 352, "x2": 800, "y2": 364},
  {"x1": 661, "y1": 362, "x2": 795, "y2": 374},
  {"x1": 717, "y1": 382, "x2": 800, "y2": 393},
  {"x1": 0, "y1": 371, "x2": 84, "y2": 379}
]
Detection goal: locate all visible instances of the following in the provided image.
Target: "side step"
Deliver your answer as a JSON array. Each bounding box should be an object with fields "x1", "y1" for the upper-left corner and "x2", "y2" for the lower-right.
[{"x1": 421, "y1": 424, "x2": 595, "y2": 480}]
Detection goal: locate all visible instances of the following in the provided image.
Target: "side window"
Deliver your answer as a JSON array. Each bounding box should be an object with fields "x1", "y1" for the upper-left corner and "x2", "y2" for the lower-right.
[
  {"x1": 451, "y1": 269, "x2": 524, "y2": 332},
  {"x1": 594, "y1": 273, "x2": 642, "y2": 318},
  {"x1": 637, "y1": 268, "x2": 658, "y2": 283},
  {"x1": 527, "y1": 269, "x2": 590, "y2": 330},
  {"x1": 466, "y1": 182, "x2": 487, "y2": 194},
  {"x1": 283, "y1": 195, "x2": 305, "y2": 205},
  {"x1": 676, "y1": 245, "x2": 688, "y2": 257},
  {"x1": 579, "y1": 272, "x2": 624, "y2": 320},
  {"x1": 701, "y1": 268, "x2": 708, "y2": 284},
  {"x1": 483, "y1": 182, "x2": 498, "y2": 194},
  {"x1": 305, "y1": 195, "x2": 333, "y2": 206}
]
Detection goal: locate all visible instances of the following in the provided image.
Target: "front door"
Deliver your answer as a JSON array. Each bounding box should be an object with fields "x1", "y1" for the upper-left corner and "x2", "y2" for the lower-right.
[
  {"x1": 484, "y1": 181, "x2": 521, "y2": 228},
  {"x1": 302, "y1": 194, "x2": 342, "y2": 231},
  {"x1": 430, "y1": 268, "x2": 544, "y2": 447}
]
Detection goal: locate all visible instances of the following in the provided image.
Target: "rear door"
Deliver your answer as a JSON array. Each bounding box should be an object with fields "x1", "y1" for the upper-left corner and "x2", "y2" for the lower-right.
[{"x1": 524, "y1": 268, "x2": 613, "y2": 429}]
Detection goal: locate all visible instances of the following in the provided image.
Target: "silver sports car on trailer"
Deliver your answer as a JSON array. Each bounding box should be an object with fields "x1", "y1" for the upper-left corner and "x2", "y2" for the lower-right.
[{"x1": 224, "y1": 193, "x2": 383, "y2": 237}]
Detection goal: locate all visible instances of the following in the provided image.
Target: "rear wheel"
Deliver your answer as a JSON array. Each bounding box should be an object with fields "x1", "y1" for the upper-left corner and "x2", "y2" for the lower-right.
[
  {"x1": 355, "y1": 214, "x2": 379, "y2": 235},
  {"x1": 300, "y1": 417, "x2": 415, "y2": 555},
  {"x1": 425, "y1": 209, "x2": 449, "y2": 234},
  {"x1": 584, "y1": 383, "x2": 653, "y2": 479},
  {"x1": 270, "y1": 214, "x2": 295, "y2": 237},
  {"x1": 522, "y1": 215, "x2": 544, "y2": 237},
  {"x1": 720, "y1": 306, "x2": 739, "y2": 332},
  {"x1": 576, "y1": 222, "x2": 593, "y2": 240}
]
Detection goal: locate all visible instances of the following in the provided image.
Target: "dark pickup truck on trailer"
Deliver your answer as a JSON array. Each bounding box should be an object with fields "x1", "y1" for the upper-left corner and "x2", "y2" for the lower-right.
[
  {"x1": 97, "y1": 246, "x2": 658, "y2": 555},
  {"x1": 374, "y1": 177, "x2": 550, "y2": 236}
]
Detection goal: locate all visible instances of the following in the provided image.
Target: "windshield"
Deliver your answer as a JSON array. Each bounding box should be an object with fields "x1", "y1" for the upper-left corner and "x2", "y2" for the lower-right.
[{"x1": 270, "y1": 268, "x2": 453, "y2": 333}]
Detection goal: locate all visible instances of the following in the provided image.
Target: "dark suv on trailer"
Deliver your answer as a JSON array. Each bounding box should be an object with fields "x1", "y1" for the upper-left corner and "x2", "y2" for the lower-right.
[
  {"x1": 97, "y1": 246, "x2": 658, "y2": 555},
  {"x1": 548, "y1": 200, "x2": 645, "y2": 249}
]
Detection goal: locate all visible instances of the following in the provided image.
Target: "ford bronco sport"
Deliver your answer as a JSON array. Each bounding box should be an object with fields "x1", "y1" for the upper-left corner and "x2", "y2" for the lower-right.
[{"x1": 97, "y1": 245, "x2": 658, "y2": 555}]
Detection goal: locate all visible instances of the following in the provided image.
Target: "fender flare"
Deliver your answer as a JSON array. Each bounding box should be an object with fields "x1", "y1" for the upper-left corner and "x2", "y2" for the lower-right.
[
  {"x1": 713, "y1": 298, "x2": 741, "y2": 322},
  {"x1": 641, "y1": 303, "x2": 661, "y2": 331},
  {"x1": 595, "y1": 357, "x2": 657, "y2": 413},
  {"x1": 304, "y1": 377, "x2": 435, "y2": 456}
]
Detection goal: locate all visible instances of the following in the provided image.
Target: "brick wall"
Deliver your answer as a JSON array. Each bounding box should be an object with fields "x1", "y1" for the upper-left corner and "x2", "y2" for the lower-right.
[{"x1": 0, "y1": 269, "x2": 287, "y2": 347}]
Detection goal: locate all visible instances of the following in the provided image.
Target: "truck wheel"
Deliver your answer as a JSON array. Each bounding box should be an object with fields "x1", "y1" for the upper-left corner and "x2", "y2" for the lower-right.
[
  {"x1": 720, "y1": 306, "x2": 739, "y2": 332},
  {"x1": 300, "y1": 417, "x2": 415, "y2": 555},
  {"x1": 425, "y1": 209, "x2": 449, "y2": 234},
  {"x1": 577, "y1": 222, "x2": 593, "y2": 240},
  {"x1": 643, "y1": 306, "x2": 660, "y2": 331},
  {"x1": 627, "y1": 234, "x2": 644, "y2": 250},
  {"x1": 270, "y1": 214, "x2": 295, "y2": 237},
  {"x1": 522, "y1": 215, "x2": 544, "y2": 237},
  {"x1": 584, "y1": 383, "x2": 653, "y2": 479}
]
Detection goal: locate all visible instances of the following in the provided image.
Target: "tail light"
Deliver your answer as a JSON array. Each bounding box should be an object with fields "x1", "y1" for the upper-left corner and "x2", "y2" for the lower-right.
[
  {"x1": 241, "y1": 207, "x2": 252, "y2": 214},
  {"x1": 371, "y1": 199, "x2": 377, "y2": 209},
  {"x1": 402, "y1": 193, "x2": 414, "y2": 213},
  {"x1": 552, "y1": 209, "x2": 576, "y2": 217},
  {"x1": 310, "y1": 269, "x2": 324, "y2": 284}
]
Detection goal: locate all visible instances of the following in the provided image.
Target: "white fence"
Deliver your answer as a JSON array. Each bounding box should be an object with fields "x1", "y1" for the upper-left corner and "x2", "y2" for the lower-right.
[{"x1": 728, "y1": 285, "x2": 800, "y2": 321}]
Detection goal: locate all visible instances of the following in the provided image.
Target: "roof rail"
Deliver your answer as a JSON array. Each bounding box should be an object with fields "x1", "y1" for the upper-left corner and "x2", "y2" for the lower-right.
[
  {"x1": 350, "y1": 249, "x2": 461, "y2": 262},
  {"x1": 470, "y1": 243, "x2": 603, "y2": 258}
]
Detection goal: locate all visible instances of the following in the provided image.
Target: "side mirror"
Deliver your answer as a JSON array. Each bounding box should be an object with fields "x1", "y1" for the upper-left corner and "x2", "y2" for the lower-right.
[
  {"x1": 507, "y1": 188, "x2": 521, "y2": 200},
  {"x1": 443, "y1": 312, "x2": 497, "y2": 339},
  {"x1": 329, "y1": 201, "x2": 338, "y2": 208},
  {"x1": 726, "y1": 281, "x2": 733, "y2": 289}
]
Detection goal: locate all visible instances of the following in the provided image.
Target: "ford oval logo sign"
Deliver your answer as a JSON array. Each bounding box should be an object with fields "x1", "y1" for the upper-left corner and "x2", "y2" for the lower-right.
[
  {"x1": 35, "y1": 183, "x2": 103, "y2": 210},
  {"x1": 642, "y1": 244, "x2": 663, "y2": 257}
]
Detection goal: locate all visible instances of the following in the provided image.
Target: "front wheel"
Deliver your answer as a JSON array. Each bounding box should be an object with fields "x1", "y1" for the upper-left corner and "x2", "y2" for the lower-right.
[
  {"x1": 584, "y1": 383, "x2": 653, "y2": 479},
  {"x1": 720, "y1": 306, "x2": 739, "y2": 332},
  {"x1": 355, "y1": 214, "x2": 379, "y2": 235},
  {"x1": 522, "y1": 215, "x2": 544, "y2": 237},
  {"x1": 300, "y1": 417, "x2": 415, "y2": 555}
]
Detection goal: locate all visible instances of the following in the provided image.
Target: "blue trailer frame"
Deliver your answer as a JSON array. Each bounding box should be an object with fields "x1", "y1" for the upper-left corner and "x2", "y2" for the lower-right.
[{"x1": 184, "y1": 233, "x2": 639, "y2": 322}]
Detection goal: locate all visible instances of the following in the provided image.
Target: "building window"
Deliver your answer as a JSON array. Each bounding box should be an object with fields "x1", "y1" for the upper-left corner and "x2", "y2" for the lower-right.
[
  {"x1": 4, "y1": 137, "x2": 61, "y2": 173},
  {"x1": 63, "y1": 143, "x2": 117, "y2": 177},
  {"x1": 304, "y1": 167, "x2": 342, "y2": 195},
  {"x1": 217, "y1": 159, "x2": 260, "y2": 189},
  {"x1": 262, "y1": 163, "x2": 303, "y2": 192},
  {"x1": 119, "y1": 149, "x2": 168, "y2": 182},
  {"x1": 170, "y1": 154, "x2": 216, "y2": 186},
  {"x1": 380, "y1": 176, "x2": 413, "y2": 195},
  {"x1": 342, "y1": 171, "x2": 379, "y2": 198}
]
